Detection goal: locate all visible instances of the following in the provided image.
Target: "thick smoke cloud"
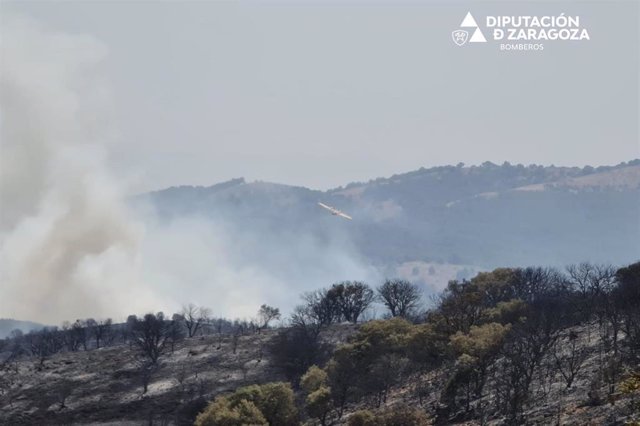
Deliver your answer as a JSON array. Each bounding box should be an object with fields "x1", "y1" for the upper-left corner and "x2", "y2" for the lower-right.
[
  {"x1": 0, "y1": 15, "x2": 378, "y2": 324},
  {"x1": 0, "y1": 16, "x2": 163, "y2": 323}
]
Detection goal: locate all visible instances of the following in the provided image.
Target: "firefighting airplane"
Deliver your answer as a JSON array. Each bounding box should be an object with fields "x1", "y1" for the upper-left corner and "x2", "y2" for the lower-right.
[{"x1": 318, "y1": 202, "x2": 353, "y2": 220}]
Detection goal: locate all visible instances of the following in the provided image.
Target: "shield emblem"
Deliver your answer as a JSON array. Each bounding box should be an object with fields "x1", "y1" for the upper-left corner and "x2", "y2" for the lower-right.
[{"x1": 452, "y1": 30, "x2": 468, "y2": 46}]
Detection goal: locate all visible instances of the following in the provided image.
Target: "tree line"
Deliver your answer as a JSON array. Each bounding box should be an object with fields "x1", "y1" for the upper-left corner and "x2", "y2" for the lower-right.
[
  {"x1": 1, "y1": 261, "x2": 639, "y2": 425},
  {"x1": 0, "y1": 303, "x2": 281, "y2": 371},
  {"x1": 267, "y1": 262, "x2": 640, "y2": 425}
]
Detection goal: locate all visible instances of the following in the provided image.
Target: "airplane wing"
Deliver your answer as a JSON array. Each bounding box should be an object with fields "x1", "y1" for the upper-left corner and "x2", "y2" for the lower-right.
[
  {"x1": 318, "y1": 202, "x2": 352, "y2": 220},
  {"x1": 317, "y1": 202, "x2": 334, "y2": 212}
]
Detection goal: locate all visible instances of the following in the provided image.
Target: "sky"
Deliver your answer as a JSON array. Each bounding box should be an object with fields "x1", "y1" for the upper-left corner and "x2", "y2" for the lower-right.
[{"x1": 3, "y1": 0, "x2": 639, "y2": 192}]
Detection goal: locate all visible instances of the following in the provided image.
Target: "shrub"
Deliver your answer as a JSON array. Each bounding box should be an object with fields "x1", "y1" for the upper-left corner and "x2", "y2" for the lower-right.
[
  {"x1": 378, "y1": 405, "x2": 430, "y2": 426},
  {"x1": 347, "y1": 410, "x2": 378, "y2": 426},
  {"x1": 196, "y1": 382, "x2": 297, "y2": 426},
  {"x1": 346, "y1": 406, "x2": 430, "y2": 426},
  {"x1": 301, "y1": 365, "x2": 328, "y2": 393},
  {"x1": 194, "y1": 396, "x2": 266, "y2": 426},
  {"x1": 301, "y1": 365, "x2": 334, "y2": 425}
]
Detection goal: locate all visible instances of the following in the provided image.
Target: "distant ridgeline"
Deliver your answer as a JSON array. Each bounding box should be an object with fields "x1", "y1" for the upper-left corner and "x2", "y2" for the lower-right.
[
  {"x1": 142, "y1": 160, "x2": 640, "y2": 272},
  {"x1": 0, "y1": 319, "x2": 45, "y2": 339}
]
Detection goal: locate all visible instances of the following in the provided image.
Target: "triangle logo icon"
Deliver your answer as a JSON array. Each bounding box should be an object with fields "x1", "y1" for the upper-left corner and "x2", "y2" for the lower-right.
[
  {"x1": 469, "y1": 28, "x2": 487, "y2": 43},
  {"x1": 460, "y1": 12, "x2": 478, "y2": 28}
]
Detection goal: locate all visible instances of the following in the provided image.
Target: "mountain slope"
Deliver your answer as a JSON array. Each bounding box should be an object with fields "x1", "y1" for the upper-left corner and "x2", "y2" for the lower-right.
[
  {"x1": 0, "y1": 322, "x2": 636, "y2": 425},
  {"x1": 142, "y1": 161, "x2": 640, "y2": 286},
  {"x1": 0, "y1": 319, "x2": 45, "y2": 339}
]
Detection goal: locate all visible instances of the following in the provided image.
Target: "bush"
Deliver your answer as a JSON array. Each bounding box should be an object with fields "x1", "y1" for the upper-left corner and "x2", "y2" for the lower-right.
[
  {"x1": 305, "y1": 386, "x2": 333, "y2": 425},
  {"x1": 346, "y1": 406, "x2": 430, "y2": 426},
  {"x1": 301, "y1": 365, "x2": 328, "y2": 393},
  {"x1": 301, "y1": 365, "x2": 334, "y2": 425},
  {"x1": 378, "y1": 405, "x2": 430, "y2": 426},
  {"x1": 194, "y1": 397, "x2": 266, "y2": 426},
  {"x1": 196, "y1": 382, "x2": 297, "y2": 426},
  {"x1": 347, "y1": 410, "x2": 378, "y2": 426}
]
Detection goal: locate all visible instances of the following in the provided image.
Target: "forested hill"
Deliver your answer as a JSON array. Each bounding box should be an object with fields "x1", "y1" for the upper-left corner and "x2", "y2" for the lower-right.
[
  {"x1": 0, "y1": 319, "x2": 45, "y2": 339},
  {"x1": 143, "y1": 160, "x2": 640, "y2": 282}
]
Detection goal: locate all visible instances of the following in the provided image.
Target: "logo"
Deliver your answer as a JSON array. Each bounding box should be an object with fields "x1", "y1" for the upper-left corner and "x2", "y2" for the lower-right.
[
  {"x1": 452, "y1": 12, "x2": 487, "y2": 46},
  {"x1": 451, "y1": 30, "x2": 468, "y2": 46},
  {"x1": 450, "y1": 12, "x2": 590, "y2": 52}
]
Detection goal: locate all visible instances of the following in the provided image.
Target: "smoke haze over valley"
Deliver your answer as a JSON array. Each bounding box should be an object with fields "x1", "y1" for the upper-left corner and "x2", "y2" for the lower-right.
[{"x1": 1, "y1": 3, "x2": 638, "y2": 326}]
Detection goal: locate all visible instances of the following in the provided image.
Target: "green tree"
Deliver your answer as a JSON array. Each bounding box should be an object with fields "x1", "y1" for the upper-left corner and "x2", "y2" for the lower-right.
[
  {"x1": 346, "y1": 406, "x2": 430, "y2": 426},
  {"x1": 406, "y1": 323, "x2": 448, "y2": 370},
  {"x1": 445, "y1": 322, "x2": 511, "y2": 410},
  {"x1": 326, "y1": 319, "x2": 415, "y2": 410},
  {"x1": 197, "y1": 382, "x2": 298, "y2": 426},
  {"x1": 195, "y1": 396, "x2": 266, "y2": 426},
  {"x1": 619, "y1": 370, "x2": 640, "y2": 415},
  {"x1": 301, "y1": 365, "x2": 336, "y2": 426},
  {"x1": 346, "y1": 410, "x2": 378, "y2": 426}
]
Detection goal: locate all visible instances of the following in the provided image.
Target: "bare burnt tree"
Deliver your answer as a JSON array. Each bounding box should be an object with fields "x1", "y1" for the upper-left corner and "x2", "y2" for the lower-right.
[
  {"x1": 377, "y1": 279, "x2": 421, "y2": 318},
  {"x1": 1, "y1": 331, "x2": 24, "y2": 371},
  {"x1": 495, "y1": 296, "x2": 564, "y2": 423},
  {"x1": 591, "y1": 265, "x2": 617, "y2": 320},
  {"x1": 302, "y1": 289, "x2": 342, "y2": 325},
  {"x1": 25, "y1": 327, "x2": 59, "y2": 368},
  {"x1": 614, "y1": 262, "x2": 640, "y2": 359},
  {"x1": 602, "y1": 290, "x2": 623, "y2": 355},
  {"x1": 168, "y1": 314, "x2": 185, "y2": 353},
  {"x1": 552, "y1": 330, "x2": 588, "y2": 388},
  {"x1": 180, "y1": 304, "x2": 211, "y2": 338},
  {"x1": 73, "y1": 320, "x2": 88, "y2": 351},
  {"x1": 494, "y1": 348, "x2": 530, "y2": 425},
  {"x1": 602, "y1": 353, "x2": 623, "y2": 397},
  {"x1": 233, "y1": 319, "x2": 249, "y2": 336},
  {"x1": 60, "y1": 320, "x2": 86, "y2": 352},
  {"x1": 51, "y1": 328, "x2": 65, "y2": 354},
  {"x1": 511, "y1": 267, "x2": 565, "y2": 303},
  {"x1": 0, "y1": 373, "x2": 19, "y2": 409},
  {"x1": 136, "y1": 359, "x2": 159, "y2": 395},
  {"x1": 257, "y1": 304, "x2": 281, "y2": 332},
  {"x1": 55, "y1": 379, "x2": 74, "y2": 410},
  {"x1": 97, "y1": 319, "x2": 113, "y2": 348},
  {"x1": 86, "y1": 318, "x2": 113, "y2": 349},
  {"x1": 232, "y1": 330, "x2": 240, "y2": 354},
  {"x1": 270, "y1": 305, "x2": 328, "y2": 380},
  {"x1": 131, "y1": 313, "x2": 171, "y2": 364},
  {"x1": 124, "y1": 315, "x2": 137, "y2": 347},
  {"x1": 331, "y1": 281, "x2": 375, "y2": 323},
  {"x1": 566, "y1": 263, "x2": 616, "y2": 323},
  {"x1": 61, "y1": 322, "x2": 78, "y2": 352}
]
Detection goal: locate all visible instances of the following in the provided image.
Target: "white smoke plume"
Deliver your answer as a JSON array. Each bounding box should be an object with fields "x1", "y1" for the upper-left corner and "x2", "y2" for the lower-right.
[
  {"x1": 0, "y1": 15, "x2": 164, "y2": 323},
  {"x1": 0, "y1": 15, "x2": 379, "y2": 325}
]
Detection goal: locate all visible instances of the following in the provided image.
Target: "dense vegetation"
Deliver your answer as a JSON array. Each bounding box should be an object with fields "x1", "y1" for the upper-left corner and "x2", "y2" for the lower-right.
[{"x1": 1, "y1": 261, "x2": 639, "y2": 425}]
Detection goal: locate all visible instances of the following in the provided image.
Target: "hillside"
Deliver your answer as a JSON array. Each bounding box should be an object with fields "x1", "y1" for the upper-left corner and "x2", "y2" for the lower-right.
[
  {"x1": 1, "y1": 262, "x2": 639, "y2": 425},
  {"x1": 0, "y1": 320, "x2": 45, "y2": 340},
  {"x1": 141, "y1": 161, "x2": 640, "y2": 291},
  {"x1": 0, "y1": 325, "x2": 355, "y2": 425},
  {"x1": 0, "y1": 320, "x2": 637, "y2": 425}
]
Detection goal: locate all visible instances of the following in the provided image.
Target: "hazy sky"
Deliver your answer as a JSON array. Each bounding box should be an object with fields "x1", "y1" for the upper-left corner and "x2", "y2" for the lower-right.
[{"x1": 3, "y1": 0, "x2": 638, "y2": 191}]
